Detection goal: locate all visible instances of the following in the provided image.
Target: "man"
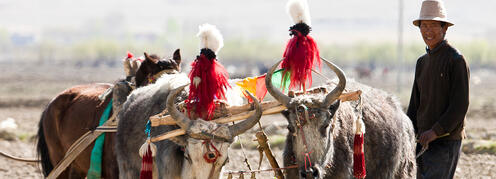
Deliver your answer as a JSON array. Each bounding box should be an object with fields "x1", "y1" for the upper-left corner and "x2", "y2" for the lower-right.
[{"x1": 407, "y1": 0, "x2": 470, "y2": 178}]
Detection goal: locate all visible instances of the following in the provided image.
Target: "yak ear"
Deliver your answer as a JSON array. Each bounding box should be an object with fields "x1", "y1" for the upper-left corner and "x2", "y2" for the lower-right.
[
  {"x1": 144, "y1": 52, "x2": 158, "y2": 64},
  {"x1": 328, "y1": 100, "x2": 341, "y2": 113},
  {"x1": 144, "y1": 52, "x2": 151, "y2": 61},
  {"x1": 320, "y1": 100, "x2": 340, "y2": 136},
  {"x1": 169, "y1": 135, "x2": 187, "y2": 147},
  {"x1": 172, "y1": 49, "x2": 181, "y2": 65},
  {"x1": 281, "y1": 109, "x2": 296, "y2": 133},
  {"x1": 324, "y1": 100, "x2": 340, "y2": 122},
  {"x1": 281, "y1": 109, "x2": 290, "y2": 120}
]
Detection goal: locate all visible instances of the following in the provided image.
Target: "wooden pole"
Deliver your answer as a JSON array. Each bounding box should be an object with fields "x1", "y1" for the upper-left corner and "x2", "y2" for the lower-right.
[
  {"x1": 150, "y1": 101, "x2": 285, "y2": 127},
  {"x1": 47, "y1": 115, "x2": 117, "y2": 179},
  {"x1": 255, "y1": 131, "x2": 284, "y2": 179},
  {"x1": 150, "y1": 129, "x2": 186, "y2": 142},
  {"x1": 150, "y1": 89, "x2": 361, "y2": 127}
]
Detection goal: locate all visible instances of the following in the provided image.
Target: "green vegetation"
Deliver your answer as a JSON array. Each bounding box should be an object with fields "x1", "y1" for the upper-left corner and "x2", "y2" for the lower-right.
[
  {"x1": 0, "y1": 35, "x2": 496, "y2": 68},
  {"x1": 1, "y1": 29, "x2": 495, "y2": 69},
  {"x1": 463, "y1": 140, "x2": 496, "y2": 155},
  {"x1": 17, "y1": 132, "x2": 35, "y2": 142}
]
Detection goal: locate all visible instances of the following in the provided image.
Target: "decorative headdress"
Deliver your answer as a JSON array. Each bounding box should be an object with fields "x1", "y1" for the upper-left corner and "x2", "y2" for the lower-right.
[
  {"x1": 281, "y1": 0, "x2": 320, "y2": 92},
  {"x1": 186, "y1": 24, "x2": 231, "y2": 120}
]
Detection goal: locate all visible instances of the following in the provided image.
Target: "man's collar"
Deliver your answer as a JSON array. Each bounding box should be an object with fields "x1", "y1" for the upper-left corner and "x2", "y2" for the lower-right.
[{"x1": 426, "y1": 40, "x2": 447, "y2": 54}]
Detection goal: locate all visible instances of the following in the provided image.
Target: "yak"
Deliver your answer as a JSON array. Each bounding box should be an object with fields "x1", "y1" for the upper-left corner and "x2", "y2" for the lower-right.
[
  {"x1": 265, "y1": 58, "x2": 416, "y2": 179},
  {"x1": 115, "y1": 73, "x2": 262, "y2": 179}
]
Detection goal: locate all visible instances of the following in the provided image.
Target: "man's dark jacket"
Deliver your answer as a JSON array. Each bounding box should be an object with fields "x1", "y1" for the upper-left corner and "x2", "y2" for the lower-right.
[{"x1": 407, "y1": 40, "x2": 470, "y2": 140}]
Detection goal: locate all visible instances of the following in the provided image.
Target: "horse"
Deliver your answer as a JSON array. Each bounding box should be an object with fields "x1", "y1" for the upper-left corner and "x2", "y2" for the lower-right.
[{"x1": 36, "y1": 49, "x2": 181, "y2": 178}]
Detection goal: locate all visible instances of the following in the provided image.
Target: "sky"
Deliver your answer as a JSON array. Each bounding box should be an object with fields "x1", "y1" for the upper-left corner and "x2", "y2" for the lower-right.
[{"x1": 1, "y1": 0, "x2": 494, "y2": 44}]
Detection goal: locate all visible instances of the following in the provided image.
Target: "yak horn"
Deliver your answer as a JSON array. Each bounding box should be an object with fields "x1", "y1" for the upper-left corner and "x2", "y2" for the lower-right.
[
  {"x1": 265, "y1": 59, "x2": 291, "y2": 108},
  {"x1": 167, "y1": 85, "x2": 192, "y2": 130},
  {"x1": 320, "y1": 57, "x2": 346, "y2": 108},
  {"x1": 228, "y1": 90, "x2": 262, "y2": 138}
]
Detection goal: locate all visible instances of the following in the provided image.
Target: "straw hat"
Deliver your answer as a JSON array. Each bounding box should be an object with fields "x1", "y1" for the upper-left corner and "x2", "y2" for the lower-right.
[{"x1": 413, "y1": 0, "x2": 453, "y2": 27}]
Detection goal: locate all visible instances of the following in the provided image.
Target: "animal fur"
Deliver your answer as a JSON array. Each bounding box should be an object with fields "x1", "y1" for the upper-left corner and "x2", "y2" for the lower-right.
[
  {"x1": 282, "y1": 79, "x2": 416, "y2": 178},
  {"x1": 116, "y1": 71, "x2": 252, "y2": 179},
  {"x1": 287, "y1": 0, "x2": 312, "y2": 26},
  {"x1": 35, "y1": 53, "x2": 180, "y2": 178},
  {"x1": 197, "y1": 24, "x2": 224, "y2": 54},
  {"x1": 116, "y1": 73, "x2": 189, "y2": 178}
]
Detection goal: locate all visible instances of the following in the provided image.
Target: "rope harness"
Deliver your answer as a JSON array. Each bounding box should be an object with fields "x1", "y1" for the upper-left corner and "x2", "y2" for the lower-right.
[
  {"x1": 295, "y1": 104, "x2": 313, "y2": 171},
  {"x1": 202, "y1": 140, "x2": 221, "y2": 163},
  {"x1": 225, "y1": 165, "x2": 299, "y2": 178}
]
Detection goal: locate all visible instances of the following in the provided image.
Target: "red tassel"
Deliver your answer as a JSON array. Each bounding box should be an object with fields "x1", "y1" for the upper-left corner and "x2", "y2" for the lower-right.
[
  {"x1": 281, "y1": 30, "x2": 320, "y2": 91},
  {"x1": 140, "y1": 145, "x2": 153, "y2": 179},
  {"x1": 353, "y1": 133, "x2": 366, "y2": 179},
  {"x1": 187, "y1": 54, "x2": 230, "y2": 120}
]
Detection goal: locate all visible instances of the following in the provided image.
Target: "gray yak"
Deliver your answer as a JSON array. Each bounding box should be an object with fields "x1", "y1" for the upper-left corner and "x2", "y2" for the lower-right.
[
  {"x1": 266, "y1": 59, "x2": 416, "y2": 179},
  {"x1": 116, "y1": 73, "x2": 262, "y2": 179}
]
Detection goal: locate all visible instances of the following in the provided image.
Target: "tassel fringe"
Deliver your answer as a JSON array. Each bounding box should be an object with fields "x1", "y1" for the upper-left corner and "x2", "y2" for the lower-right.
[
  {"x1": 139, "y1": 140, "x2": 157, "y2": 158},
  {"x1": 353, "y1": 116, "x2": 366, "y2": 178},
  {"x1": 281, "y1": 31, "x2": 320, "y2": 91},
  {"x1": 139, "y1": 140, "x2": 156, "y2": 179},
  {"x1": 186, "y1": 55, "x2": 230, "y2": 120}
]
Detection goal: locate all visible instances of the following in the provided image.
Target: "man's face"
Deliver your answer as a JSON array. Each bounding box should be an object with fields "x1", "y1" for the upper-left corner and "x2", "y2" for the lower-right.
[{"x1": 419, "y1": 20, "x2": 448, "y2": 49}]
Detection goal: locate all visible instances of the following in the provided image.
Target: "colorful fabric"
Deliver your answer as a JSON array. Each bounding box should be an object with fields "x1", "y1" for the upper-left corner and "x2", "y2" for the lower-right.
[
  {"x1": 87, "y1": 100, "x2": 113, "y2": 179},
  {"x1": 235, "y1": 69, "x2": 291, "y2": 101},
  {"x1": 235, "y1": 75, "x2": 267, "y2": 102},
  {"x1": 271, "y1": 69, "x2": 291, "y2": 93}
]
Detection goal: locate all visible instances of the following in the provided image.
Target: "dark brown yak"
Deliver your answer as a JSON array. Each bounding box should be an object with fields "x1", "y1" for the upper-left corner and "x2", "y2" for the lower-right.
[
  {"x1": 36, "y1": 50, "x2": 181, "y2": 178},
  {"x1": 266, "y1": 59, "x2": 416, "y2": 179}
]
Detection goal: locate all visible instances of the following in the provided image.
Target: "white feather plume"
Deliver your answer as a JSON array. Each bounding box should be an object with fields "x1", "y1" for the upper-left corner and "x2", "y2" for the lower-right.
[
  {"x1": 286, "y1": 0, "x2": 312, "y2": 26},
  {"x1": 197, "y1": 23, "x2": 224, "y2": 54}
]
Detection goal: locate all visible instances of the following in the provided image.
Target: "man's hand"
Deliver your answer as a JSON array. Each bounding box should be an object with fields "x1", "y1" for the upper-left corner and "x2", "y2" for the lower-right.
[{"x1": 418, "y1": 129, "x2": 438, "y2": 146}]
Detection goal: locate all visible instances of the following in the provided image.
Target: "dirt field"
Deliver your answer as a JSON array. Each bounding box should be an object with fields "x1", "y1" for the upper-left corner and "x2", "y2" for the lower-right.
[{"x1": 0, "y1": 64, "x2": 495, "y2": 178}]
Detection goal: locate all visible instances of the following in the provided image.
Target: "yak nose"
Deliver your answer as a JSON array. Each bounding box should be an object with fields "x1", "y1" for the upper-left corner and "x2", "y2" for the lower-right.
[
  {"x1": 300, "y1": 167, "x2": 319, "y2": 179},
  {"x1": 312, "y1": 168, "x2": 319, "y2": 177},
  {"x1": 208, "y1": 153, "x2": 215, "y2": 159},
  {"x1": 300, "y1": 170, "x2": 307, "y2": 178}
]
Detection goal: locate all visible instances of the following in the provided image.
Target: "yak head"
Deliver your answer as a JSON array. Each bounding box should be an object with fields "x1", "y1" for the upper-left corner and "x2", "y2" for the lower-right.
[
  {"x1": 266, "y1": 58, "x2": 346, "y2": 179},
  {"x1": 135, "y1": 49, "x2": 182, "y2": 87},
  {"x1": 166, "y1": 85, "x2": 262, "y2": 179}
]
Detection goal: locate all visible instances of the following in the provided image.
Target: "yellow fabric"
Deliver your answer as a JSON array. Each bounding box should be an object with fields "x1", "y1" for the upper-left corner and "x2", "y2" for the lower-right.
[{"x1": 235, "y1": 76, "x2": 258, "y2": 95}]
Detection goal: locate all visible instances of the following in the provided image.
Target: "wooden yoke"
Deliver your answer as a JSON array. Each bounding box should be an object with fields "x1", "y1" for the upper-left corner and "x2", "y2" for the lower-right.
[
  {"x1": 149, "y1": 101, "x2": 284, "y2": 127},
  {"x1": 150, "y1": 89, "x2": 362, "y2": 127}
]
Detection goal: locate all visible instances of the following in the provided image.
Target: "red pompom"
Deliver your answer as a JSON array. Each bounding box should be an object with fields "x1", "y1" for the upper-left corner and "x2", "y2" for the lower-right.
[
  {"x1": 281, "y1": 30, "x2": 320, "y2": 91},
  {"x1": 127, "y1": 51, "x2": 134, "y2": 59},
  {"x1": 186, "y1": 55, "x2": 230, "y2": 120}
]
